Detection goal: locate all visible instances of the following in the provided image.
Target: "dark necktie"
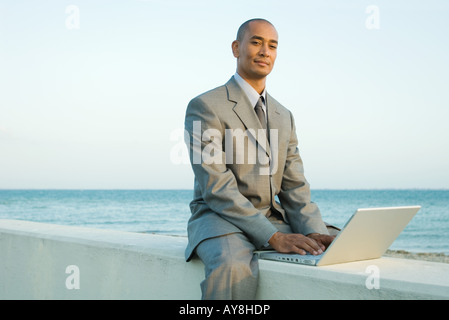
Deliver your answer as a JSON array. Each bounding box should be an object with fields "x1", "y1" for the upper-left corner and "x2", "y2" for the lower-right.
[{"x1": 254, "y1": 96, "x2": 267, "y2": 130}]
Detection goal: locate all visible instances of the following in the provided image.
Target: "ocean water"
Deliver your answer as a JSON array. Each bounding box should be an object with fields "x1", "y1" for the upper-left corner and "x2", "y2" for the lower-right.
[{"x1": 0, "y1": 189, "x2": 448, "y2": 254}]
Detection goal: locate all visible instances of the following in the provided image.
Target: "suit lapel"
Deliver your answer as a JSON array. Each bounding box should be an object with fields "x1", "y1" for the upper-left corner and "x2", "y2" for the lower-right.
[
  {"x1": 266, "y1": 93, "x2": 281, "y2": 133},
  {"x1": 226, "y1": 77, "x2": 271, "y2": 156},
  {"x1": 266, "y1": 93, "x2": 281, "y2": 172}
]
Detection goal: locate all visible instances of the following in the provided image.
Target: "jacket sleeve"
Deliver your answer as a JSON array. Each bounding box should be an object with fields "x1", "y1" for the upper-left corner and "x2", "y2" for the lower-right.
[
  {"x1": 184, "y1": 97, "x2": 278, "y2": 248},
  {"x1": 277, "y1": 112, "x2": 329, "y2": 236}
]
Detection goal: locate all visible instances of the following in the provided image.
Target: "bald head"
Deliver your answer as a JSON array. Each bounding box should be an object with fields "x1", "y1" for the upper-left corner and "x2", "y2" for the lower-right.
[{"x1": 236, "y1": 18, "x2": 276, "y2": 42}]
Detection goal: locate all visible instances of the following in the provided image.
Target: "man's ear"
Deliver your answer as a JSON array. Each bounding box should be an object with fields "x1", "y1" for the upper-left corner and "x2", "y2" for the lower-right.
[{"x1": 231, "y1": 40, "x2": 239, "y2": 58}]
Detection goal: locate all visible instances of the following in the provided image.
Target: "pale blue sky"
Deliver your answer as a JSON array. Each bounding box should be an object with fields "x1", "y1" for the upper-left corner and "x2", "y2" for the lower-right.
[{"x1": 0, "y1": 0, "x2": 448, "y2": 189}]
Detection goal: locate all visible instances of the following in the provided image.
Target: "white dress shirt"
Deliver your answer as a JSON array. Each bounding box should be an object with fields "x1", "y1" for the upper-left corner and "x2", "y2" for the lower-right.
[{"x1": 233, "y1": 72, "x2": 268, "y2": 123}]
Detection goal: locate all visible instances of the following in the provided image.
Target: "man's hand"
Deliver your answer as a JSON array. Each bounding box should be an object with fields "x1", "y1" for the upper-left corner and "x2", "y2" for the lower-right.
[
  {"x1": 268, "y1": 232, "x2": 326, "y2": 255},
  {"x1": 306, "y1": 233, "x2": 336, "y2": 251}
]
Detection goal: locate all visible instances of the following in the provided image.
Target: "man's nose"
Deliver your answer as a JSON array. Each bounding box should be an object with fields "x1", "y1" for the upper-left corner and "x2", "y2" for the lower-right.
[{"x1": 259, "y1": 44, "x2": 270, "y2": 57}]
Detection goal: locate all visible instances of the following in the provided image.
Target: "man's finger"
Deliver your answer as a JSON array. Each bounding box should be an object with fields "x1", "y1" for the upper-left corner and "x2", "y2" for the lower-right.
[
  {"x1": 302, "y1": 237, "x2": 323, "y2": 253},
  {"x1": 293, "y1": 239, "x2": 323, "y2": 255},
  {"x1": 313, "y1": 238, "x2": 326, "y2": 251},
  {"x1": 290, "y1": 247, "x2": 307, "y2": 255}
]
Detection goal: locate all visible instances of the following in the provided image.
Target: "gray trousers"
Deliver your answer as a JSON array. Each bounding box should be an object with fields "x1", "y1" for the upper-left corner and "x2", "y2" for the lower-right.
[{"x1": 195, "y1": 216, "x2": 293, "y2": 300}]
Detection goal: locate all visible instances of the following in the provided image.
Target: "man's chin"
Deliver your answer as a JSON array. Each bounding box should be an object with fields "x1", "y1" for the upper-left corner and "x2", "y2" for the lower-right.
[
  {"x1": 251, "y1": 69, "x2": 272, "y2": 79},
  {"x1": 238, "y1": 67, "x2": 273, "y2": 81}
]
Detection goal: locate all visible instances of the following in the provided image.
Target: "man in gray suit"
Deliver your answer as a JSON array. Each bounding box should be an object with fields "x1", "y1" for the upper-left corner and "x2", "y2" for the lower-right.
[{"x1": 184, "y1": 18, "x2": 335, "y2": 299}]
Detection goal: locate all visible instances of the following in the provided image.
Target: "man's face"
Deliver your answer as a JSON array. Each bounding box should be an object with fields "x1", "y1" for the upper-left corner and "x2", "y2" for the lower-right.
[{"x1": 233, "y1": 21, "x2": 278, "y2": 81}]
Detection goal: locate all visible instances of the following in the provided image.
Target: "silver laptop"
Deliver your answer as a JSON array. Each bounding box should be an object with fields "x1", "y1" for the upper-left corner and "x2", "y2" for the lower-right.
[{"x1": 256, "y1": 206, "x2": 420, "y2": 266}]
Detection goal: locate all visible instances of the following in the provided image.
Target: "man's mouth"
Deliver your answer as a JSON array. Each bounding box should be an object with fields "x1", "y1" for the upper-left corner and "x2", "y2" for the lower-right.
[{"x1": 255, "y1": 60, "x2": 269, "y2": 67}]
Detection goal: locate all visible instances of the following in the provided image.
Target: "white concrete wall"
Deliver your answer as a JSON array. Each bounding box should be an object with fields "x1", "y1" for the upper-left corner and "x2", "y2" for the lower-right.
[{"x1": 1, "y1": 219, "x2": 448, "y2": 300}]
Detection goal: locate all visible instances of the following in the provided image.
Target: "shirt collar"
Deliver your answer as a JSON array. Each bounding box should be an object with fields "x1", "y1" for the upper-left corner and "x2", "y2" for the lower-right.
[{"x1": 233, "y1": 72, "x2": 267, "y2": 108}]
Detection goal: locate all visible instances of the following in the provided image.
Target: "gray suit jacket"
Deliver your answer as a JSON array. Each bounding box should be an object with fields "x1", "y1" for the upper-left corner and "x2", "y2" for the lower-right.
[{"x1": 184, "y1": 76, "x2": 328, "y2": 261}]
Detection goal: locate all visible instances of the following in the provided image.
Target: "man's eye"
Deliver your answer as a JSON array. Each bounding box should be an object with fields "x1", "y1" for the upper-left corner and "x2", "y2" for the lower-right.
[{"x1": 251, "y1": 41, "x2": 261, "y2": 45}]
